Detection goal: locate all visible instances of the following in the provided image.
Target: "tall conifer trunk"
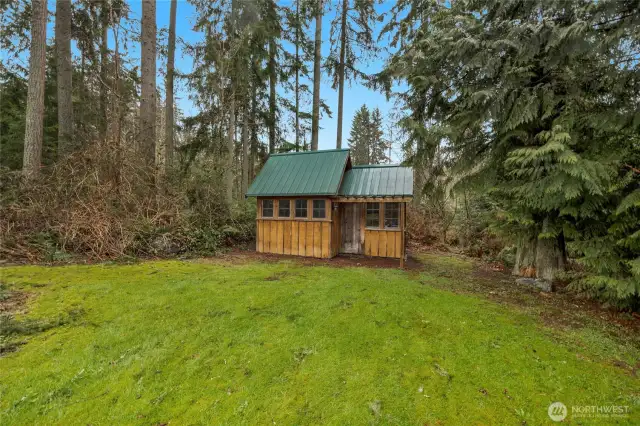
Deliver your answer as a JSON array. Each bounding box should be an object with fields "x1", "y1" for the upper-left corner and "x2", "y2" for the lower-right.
[
  {"x1": 242, "y1": 108, "x2": 249, "y2": 195},
  {"x1": 100, "y1": 2, "x2": 109, "y2": 141},
  {"x1": 164, "y1": 0, "x2": 177, "y2": 170},
  {"x1": 23, "y1": 0, "x2": 47, "y2": 177},
  {"x1": 311, "y1": 0, "x2": 322, "y2": 151},
  {"x1": 335, "y1": 0, "x2": 348, "y2": 149},
  {"x1": 226, "y1": 94, "x2": 235, "y2": 205},
  {"x1": 294, "y1": 0, "x2": 300, "y2": 152},
  {"x1": 56, "y1": 0, "x2": 73, "y2": 156},
  {"x1": 269, "y1": 40, "x2": 277, "y2": 154},
  {"x1": 141, "y1": 0, "x2": 157, "y2": 168}
]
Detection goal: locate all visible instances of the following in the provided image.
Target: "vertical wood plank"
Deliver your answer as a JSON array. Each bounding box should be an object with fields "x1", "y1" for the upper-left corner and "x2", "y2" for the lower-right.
[
  {"x1": 306, "y1": 221, "x2": 314, "y2": 256},
  {"x1": 322, "y1": 222, "x2": 330, "y2": 258},
  {"x1": 269, "y1": 220, "x2": 278, "y2": 253},
  {"x1": 387, "y1": 230, "x2": 396, "y2": 258},
  {"x1": 298, "y1": 222, "x2": 306, "y2": 256},
  {"x1": 400, "y1": 202, "x2": 406, "y2": 268},
  {"x1": 395, "y1": 231, "x2": 401, "y2": 259},
  {"x1": 371, "y1": 231, "x2": 379, "y2": 257},
  {"x1": 291, "y1": 222, "x2": 299, "y2": 256},
  {"x1": 379, "y1": 231, "x2": 387, "y2": 257},
  {"x1": 364, "y1": 230, "x2": 371, "y2": 256},
  {"x1": 263, "y1": 221, "x2": 271, "y2": 253},
  {"x1": 313, "y1": 222, "x2": 322, "y2": 258},
  {"x1": 257, "y1": 220, "x2": 263, "y2": 252},
  {"x1": 276, "y1": 221, "x2": 284, "y2": 254},
  {"x1": 283, "y1": 221, "x2": 292, "y2": 255}
]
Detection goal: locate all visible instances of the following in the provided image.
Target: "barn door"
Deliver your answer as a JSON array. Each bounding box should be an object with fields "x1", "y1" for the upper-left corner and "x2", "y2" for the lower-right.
[{"x1": 340, "y1": 203, "x2": 362, "y2": 254}]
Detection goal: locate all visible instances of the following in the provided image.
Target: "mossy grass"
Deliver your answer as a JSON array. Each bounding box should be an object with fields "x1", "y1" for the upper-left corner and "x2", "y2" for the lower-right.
[{"x1": 1, "y1": 257, "x2": 638, "y2": 424}]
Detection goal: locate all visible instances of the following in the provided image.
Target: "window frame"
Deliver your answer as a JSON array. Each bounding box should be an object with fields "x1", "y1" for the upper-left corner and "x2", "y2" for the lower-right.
[
  {"x1": 261, "y1": 199, "x2": 274, "y2": 218},
  {"x1": 278, "y1": 199, "x2": 291, "y2": 218},
  {"x1": 294, "y1": 199, "x2": 308, "y2": 219},
  {"x1": 365, "y1": 202, "x2": 380, "y2": 229},
  {"x1": 312, "y1": 199, "x2": 326, "y2": 219},
  {"x1": 384, "y1": 202, "x2": 400, "y2": 229}
]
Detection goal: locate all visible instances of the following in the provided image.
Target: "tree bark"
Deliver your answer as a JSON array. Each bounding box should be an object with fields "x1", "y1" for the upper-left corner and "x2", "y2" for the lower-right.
[
  {"x1": 242, "y1": 107, "x2": 249, "y2": 196},
  {"x1": 535, "y1": 217, "x2": 566, "y2": 282},
  {"x1": 141, "y1": 0, "x2": 157, "y2": 168},
  {"x1": 294, "y1": 0, "x2": 300, "y2": 152},
  {"x1": 100, "y1": 1, "x2": 109, "y2": 141},
  {"x1": 226, "y1": 94, "x2": 236, "y2": 205},
  {"x1": 336, "y1": 0, "x2": 348, "y2": 149},
  {"x1": 250, "y1": 80, "x2": 257, "y2": 180},
  {"x1": 110, "y1": 6, "x2": 122, "y2": 185},
  {"x1": 310, "y1": 0, "x2": 322, "y2": 151},
  {"x1": 56, "y1": 0, "x2": 73, "y2": 157},
  {"x1": 23, "y1": 0, "x2": 47, "y2": 178},
  {"x1": 268, "y1": 39, "x2": 277, "y2": 154},
  {"x1": 164, "y1": 0, "x2": 177, "y2": 170},
  {"x1": 513, "y1": 233, "x2": 537, "y2": 276}
]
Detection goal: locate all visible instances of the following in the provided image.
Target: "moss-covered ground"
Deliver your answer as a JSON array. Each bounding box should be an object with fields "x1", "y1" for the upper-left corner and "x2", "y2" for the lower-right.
[{"x1": 1, "y1": 255, "x2": 638, "y2": 424}]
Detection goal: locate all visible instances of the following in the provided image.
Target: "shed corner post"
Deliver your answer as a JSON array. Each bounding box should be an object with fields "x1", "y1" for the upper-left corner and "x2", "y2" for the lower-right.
[{"x1": 400, "y1": 201, "x2": 406, "y2": 269}]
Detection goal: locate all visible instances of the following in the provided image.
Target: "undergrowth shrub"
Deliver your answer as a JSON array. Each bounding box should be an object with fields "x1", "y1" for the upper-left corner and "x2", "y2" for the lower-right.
[{"x1": 0, "y1": 144, "x2": 255, "y2": 262}]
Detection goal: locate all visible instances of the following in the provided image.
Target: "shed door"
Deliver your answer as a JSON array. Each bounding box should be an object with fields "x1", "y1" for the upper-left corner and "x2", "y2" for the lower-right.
[{"x1": 340, "y1": 203, "x2": 362, "y2": 254}]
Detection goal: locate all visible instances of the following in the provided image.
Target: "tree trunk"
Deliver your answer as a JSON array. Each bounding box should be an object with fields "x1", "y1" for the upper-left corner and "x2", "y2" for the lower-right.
[
  {"x1": 100, "y1": 1, "x2": 109, "y2": 141},
  {"x1": 56, "y1": 0, "x2": 73, "y2": 157},
  {"x1": 513, "y1": 233, "x2": 537, "y2": 276},
  {"x1": 250, "y1": 81, "x2": 257, "y2": 180},
  {"x1": 141, "y1": 0, "x2": 157, "y2": 168},
  {"x1": 310, "y1": 0, "x2": 322, "y2": 151},
  {"x1": 242, "y1": 108, "x2": 249, "y2": 196},
  {"x1": 226, "y1": 94, "x2": 236, "y2": 206},
  {"x1": 23, "y1": 0, "x2": 47, "y2": 178},
  {"x1": 268, "y1": 40, "x2": 277, "y2": 154},
  {"x1": 294, "y1": 0, "x2": 300, "y2": 152},
  {"x1": 110, "y1": 6, "x2": 122, "y2": 185},
  {"x1": 535, "y1": 217, "x2": 566, "y2": 282},
  {"x1": 164, "y1": 0, "x2": 177, "y2": 171},
  {"x1": 336, "y1": 0, "x2": 347, "y2": 149}
]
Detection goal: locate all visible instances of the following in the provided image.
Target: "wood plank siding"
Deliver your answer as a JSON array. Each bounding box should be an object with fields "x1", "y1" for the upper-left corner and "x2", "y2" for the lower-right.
[
  {"x1": 364, "y1": 229, "x2": 403, "y2": 259},
  {"x1": 256, "y1": 197, "x2": 334, "y2": 258},
  {"x1": 256, "y1": 197, "x2": 406, "y2": 260}
]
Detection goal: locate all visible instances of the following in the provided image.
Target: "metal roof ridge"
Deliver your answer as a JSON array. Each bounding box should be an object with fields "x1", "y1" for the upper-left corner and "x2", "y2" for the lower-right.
[
  {"x1": 351, "y1": 164, "x2": 407, "y2": 168},
  {"x1": 270, "y1": 148, "x2": 350, "y2": 156}
]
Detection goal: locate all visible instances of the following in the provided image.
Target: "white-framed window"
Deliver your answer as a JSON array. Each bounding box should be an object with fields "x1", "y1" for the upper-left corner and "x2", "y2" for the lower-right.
[
  {"x1": 312, "y1": 200, "x2": 326, "y2": 219},
  {"x1": 278, "y1": 200, "x2": 291, "y2": 218},
  {"x1": 295, "y1": 199, "x2": 307, "y2": 218},
  {"x1": 262, "y1": 199, "x2": 274, "y2": 217},
  {"x1": 366, "y1": 202, "x2": 380, "y2": 228},
  {"x1": 384, "y1": 202, "x2": 400, "y2": 228}
]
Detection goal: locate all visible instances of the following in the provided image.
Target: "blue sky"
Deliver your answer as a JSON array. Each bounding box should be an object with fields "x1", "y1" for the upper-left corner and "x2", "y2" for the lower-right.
[
  {"x1": 131, "y1": 0, "x2": 402, "y2": 155},
  {"x1": 38, "y1": 1, "x2": 403, "y2": 158}
]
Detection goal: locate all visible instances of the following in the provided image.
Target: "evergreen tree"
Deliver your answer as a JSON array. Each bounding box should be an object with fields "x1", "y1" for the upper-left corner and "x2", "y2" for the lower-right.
[
  {"x1": 369, "y1": 108, "x2": 388, "y2": 164},
  {"x1": 327, "y1": 0, "x2": 378, "y2": 148},
  {"x1": 347, "y1": 105, "x2": 388, "y2": 165},
  {"x1": 383, "y1": 0, "x2": 640, "y2": 306}
]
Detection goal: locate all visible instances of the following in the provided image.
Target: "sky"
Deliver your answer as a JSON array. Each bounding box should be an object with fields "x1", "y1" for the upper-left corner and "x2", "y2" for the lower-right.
[
  {"x1": 36, "y1": 0, "x2": 404, "y2": 160},
  {"x1": 130, "y1": 0, "x2": 403, "y2": 157}
]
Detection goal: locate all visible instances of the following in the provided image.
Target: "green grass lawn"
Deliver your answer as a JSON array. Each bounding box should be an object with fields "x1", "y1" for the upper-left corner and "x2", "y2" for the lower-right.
[{"x1": 1, "y1": 256, "x2": 638, "y2": 425}]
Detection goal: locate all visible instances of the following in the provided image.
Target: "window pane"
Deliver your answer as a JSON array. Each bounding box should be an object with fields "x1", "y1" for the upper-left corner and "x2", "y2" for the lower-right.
[
  {"x1": 295, "y1": 199, "x2": 307, "y2": 218},
  {"x1": 262, "y1": 200, "x2": 273, "y2": 217},
  {"x1": 278, "y1": 200, "x2": 291, "y2": 217},
  {"x1": 384, "y1": 202, "x2": 400, "y2": 228},
  {"x1": 312, "y1": 200, "x2": 326, "y2": 218},
  {"x1": 366, "y1": 202, "x2": 380, "y2": 228}
]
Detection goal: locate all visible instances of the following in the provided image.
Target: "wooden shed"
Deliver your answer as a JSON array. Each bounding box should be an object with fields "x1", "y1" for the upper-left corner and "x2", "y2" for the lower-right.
[{"x1": 246, "y1": 149, "x2": 413, "y2": 266}]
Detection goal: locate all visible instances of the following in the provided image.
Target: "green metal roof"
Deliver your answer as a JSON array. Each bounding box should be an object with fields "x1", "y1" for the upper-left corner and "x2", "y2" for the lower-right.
[
  {"x1": 338, "y1": 165, "x2": 414, "y2": 197},
  {"x1": 246, "y1": 149, "x2": 350, "y2": 197}
]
